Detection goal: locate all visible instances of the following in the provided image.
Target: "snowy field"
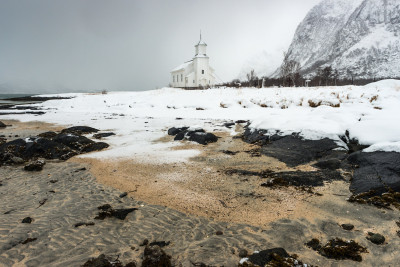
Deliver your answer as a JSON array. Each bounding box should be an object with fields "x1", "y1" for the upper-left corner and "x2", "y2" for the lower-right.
[{"x1": 2, "y1": 79, "x2": 400, "y2": 162}]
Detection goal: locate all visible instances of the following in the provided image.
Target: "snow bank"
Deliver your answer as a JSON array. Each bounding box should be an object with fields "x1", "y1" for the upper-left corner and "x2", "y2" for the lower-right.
[{"x1": 2, "y1": 80, "x2": 400, "y2": 161}]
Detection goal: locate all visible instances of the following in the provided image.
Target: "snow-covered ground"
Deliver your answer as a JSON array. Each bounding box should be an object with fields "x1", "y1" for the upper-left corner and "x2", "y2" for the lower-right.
[{"x1": 2, "y1": 79, "x2": 400, "y2": 162}]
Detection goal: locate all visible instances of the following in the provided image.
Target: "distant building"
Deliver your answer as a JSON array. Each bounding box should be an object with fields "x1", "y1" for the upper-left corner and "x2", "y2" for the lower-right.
[{"x1": 170, "y1": 35, "x2": 216, "y2": 88}]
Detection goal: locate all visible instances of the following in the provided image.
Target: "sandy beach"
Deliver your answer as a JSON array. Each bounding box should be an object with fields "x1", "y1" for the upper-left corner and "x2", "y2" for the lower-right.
[{"x1": 1, "y1": 119, "x2": 400, "y2": 266}]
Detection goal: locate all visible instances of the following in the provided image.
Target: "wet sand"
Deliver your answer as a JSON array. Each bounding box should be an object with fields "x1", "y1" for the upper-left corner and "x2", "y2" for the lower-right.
[{"x1": 1, "y1": 120, "x2": 400, "y2": 266}]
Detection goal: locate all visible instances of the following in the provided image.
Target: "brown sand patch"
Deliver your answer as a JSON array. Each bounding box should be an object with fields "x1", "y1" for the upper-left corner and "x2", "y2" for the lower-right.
[{"x1": 72, "y1": 130, "x2": 351, "y2": 227}]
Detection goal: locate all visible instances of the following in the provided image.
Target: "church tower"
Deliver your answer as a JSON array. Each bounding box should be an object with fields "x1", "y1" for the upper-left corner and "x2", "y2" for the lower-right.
[{"x1": 193, "y1": 32, "x2": 211, "y2": 87}]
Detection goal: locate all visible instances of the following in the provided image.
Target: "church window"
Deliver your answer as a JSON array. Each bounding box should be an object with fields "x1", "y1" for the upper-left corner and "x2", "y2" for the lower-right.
[
  {"x1": 173, "y1": 76, "x2": 175, "y2": 82},
  {"x1": 181, "y1": 74, "x2": 183, "y2": 82},
  {"x1": 202, "y1": 70, "x2": 204, "y2": 74},
  {"x1": 193, "y1": 80, "x2": 195, "y2": 84}
]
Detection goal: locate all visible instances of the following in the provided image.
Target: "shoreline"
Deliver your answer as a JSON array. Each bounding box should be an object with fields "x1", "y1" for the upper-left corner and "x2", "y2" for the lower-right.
[{"x1": 1, "y1": 119, "x2": 400, "y2": 266}]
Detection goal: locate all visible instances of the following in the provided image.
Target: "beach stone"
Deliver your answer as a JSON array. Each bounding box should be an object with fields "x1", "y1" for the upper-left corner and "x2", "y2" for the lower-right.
[
  {"x1": 216, "y1": 230, "x2": 223, "y2": 235},
  {"x1": 0, "y1": 121, "x2": 6, "y2": 128},
  {"x1": 341, "y1": 224, "x2": 355, "y2": 231},
  {"x1": 81, "y1": 254, "x2": 135, "y2": 267},
  {"x1": 167, "y1": 127, "x2": 188, "y2": 136},
  {"x1": 367, "y1": 232, "x2": 385, "y2": 245},
  {"x1": 53, "y1": 133, "x2": 109, "y2": 153},
  {"x1": 239, "y1": 249, "x2": 248, "y2": 258},
  {"x1": 119, "y1": 192, "x2": 128, "y2": 198},
  {"x1": 61, "y1": 126, "x2": 99, "y2": 135},
  {"x1": 188, "y1": 132, "x2": 218, "y2": 145},
  {"x1": 22, "y1": 217, "x2": 33, "y2": 224},
  {"x1": 348, "y1": 151, "x2": 400, "y2": 195},
  {"x1": 174, "y1": 131, "x2": 186, "y2": 141},
  {"x1": 93, "y1": 132, "x2": 116, "y2": 139},
  {"x1": 24, "y1": 159, "x2": 45, "y2": 171},
  {"x1": 142, "y1": 245, "x2": 172, "y2": 267}
]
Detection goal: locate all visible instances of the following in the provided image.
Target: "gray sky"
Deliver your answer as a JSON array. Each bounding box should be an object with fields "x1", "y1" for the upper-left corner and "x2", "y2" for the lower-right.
[{"x1": 0, "y1": 0, "x2": 320, "y2": 93}]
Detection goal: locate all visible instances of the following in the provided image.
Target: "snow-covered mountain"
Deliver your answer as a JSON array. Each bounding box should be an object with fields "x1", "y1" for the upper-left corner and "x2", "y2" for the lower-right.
[{"x1": 281, "y1": 0, "x2": 400, "y2": 79}]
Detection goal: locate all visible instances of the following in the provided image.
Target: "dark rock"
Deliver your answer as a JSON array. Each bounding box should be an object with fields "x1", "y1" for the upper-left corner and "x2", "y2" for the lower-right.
[
  {"x1": 216, "y1": 230, "x2": 223, "y2": 235},
  {"x1": 0, "y1": 121, "x2": 6, "y2": 128},
  {"x1": 149, "y1": 241, "x2": 170, "y2": 247},
  {"x1": 174, "y1": 131, "x2": 186, "y2": 141},
  {"x1": 314, "y1": 159, "x2": 342, "y2": 170},
  {"x1": 49, "y1": 179, "x2": 58, "y2": 183},
  {"x1": 227, "y1": 169, "x2": 342, "y2": 187},
  {"x1": 119, "y1": 192, "x2": 128, "y2": 198},
  {"x1": 223, "y1": 122, "x2": 235, "y2": 128},
  {"x1": 95, "y1": 204, "x2": 137, "y2": 220},
  {"x1": 21, "y1": 238, "x2": 37, "y2": 245},
  {"x1": 53, "y1": 133, "x2": 109, "y2": 153},
  {"x1": 61, "y1": 126, "x2": 99, "y2": 135},
  {"x1": 235, "y1": 120, "x2": 248, "y2": 124},
  {"x1": 24, "y1": 159, "x2": 45, "y2": 171},
  {"x1": 238, "y1": 249, "x2": 248, "y2": 258},
  {"x1": 0, "y1": 137, "x2": 76, "y2": 162},
  {"x1": 348, "y1": 152, "x2": 400, "y2": 196},
  {"x1": 341, "y1": 224, "x2": 355, "y2": 231},
  {"x1": 142, "y1": 245, "x2": 172, "y2": 267},
  {"x1": 306, "y1": 238, "x2": 367, "y2": 262},
  {"x1": 245, "y1": 248, "x2": 289, "y2": 266},
  {"x1": 242, "y1": 129, "x2": 344, "y2": 167},
  {"x1": 140, "y1": 239, "x2": 149, "y2": 246},
  {"x1": 188, "y1": 132, "x2": 218, "y2": 145},
  {"x1": 22, "y1": 217, "x2": 33, "y2": 223},
  {"x1": 74, "y1": 222, "x2": 95, "y2": 228},
  {"x1": 93, "y1": 132, "x2": 116, "y2": 139},
  {"x1": 167, "y1": 127, "x2": 188, "y2": 136},
  {"x1": 38, "y1": 131, "x2": 57, "y2": 138},
  {"x1": 366, "y1": 232, "x2": 385, "y2": 245},
  {"x1": 305, "y1": 238, "x2": 321, "y2": 251}
]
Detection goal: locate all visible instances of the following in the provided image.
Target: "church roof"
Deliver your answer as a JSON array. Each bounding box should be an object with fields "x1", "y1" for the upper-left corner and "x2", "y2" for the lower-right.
[
  {"x1": 196, "y1": 40, "x2": 207, "y2": 46},
  {"x1": 171, "y1": 60, "x2": 193, "y2": 72}
]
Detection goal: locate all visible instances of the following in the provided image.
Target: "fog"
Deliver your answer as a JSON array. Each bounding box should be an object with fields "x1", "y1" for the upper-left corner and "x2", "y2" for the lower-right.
[{"x1": 0, "y1": 0, "x2": 320, "y2": 94}]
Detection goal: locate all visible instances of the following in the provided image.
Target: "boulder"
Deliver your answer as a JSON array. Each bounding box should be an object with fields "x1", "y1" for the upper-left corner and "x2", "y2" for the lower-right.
[
  {"x1": 188, "y1": 132, "x2": 218, "y2": 145},
  {"x1": 244, "y1": 248, "x2": 289, "y2": 266},
  {"x1": 348, "y1": 152, "x2": 400, "y2": 195},
  {"x1": 0, "y1": 121, "x2": 6, "y2": 128},
  {"x1": 167, "y1": 127, "x2": 188, "y2": 136},
  {"x1": 61, "y1": 126, "x2": 99, "y2": 135},
  {"x1": 24, "y1": 159, "x2": 45, "y2": 171}
]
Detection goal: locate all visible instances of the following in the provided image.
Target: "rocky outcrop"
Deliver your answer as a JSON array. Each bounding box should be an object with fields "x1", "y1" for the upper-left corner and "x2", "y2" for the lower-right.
[{"x1": 280, "y1": 0, "x2": 400, "y2": 79}]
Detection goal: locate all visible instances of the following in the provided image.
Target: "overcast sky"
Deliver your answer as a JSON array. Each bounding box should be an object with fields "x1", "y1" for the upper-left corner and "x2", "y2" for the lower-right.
[{"x1": 0, "y1": 0, "x2": 321, "y2": 94}]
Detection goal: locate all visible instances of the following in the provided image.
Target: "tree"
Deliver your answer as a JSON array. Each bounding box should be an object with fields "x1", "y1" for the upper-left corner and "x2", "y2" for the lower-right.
[
  {"x1": 280, "y1": 52, "x2": 301, "y2": 87},
  {"x1": 322, "y1": 66, "x2": 333, "y2": 86},
  {"x1": 246, "y1": 69, "x2": 258, "y2": 87}
]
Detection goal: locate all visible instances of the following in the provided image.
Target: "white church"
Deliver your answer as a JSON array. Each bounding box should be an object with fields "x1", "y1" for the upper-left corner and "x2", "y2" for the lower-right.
[{"x1": 170, "y1": 35, "x2": 216, "y2": 88}]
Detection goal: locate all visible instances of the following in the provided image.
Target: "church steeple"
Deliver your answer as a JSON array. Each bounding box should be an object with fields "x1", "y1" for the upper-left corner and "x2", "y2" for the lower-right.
[{"x1": 195, "y1": 31, "x2": 207, "y2": 55}]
